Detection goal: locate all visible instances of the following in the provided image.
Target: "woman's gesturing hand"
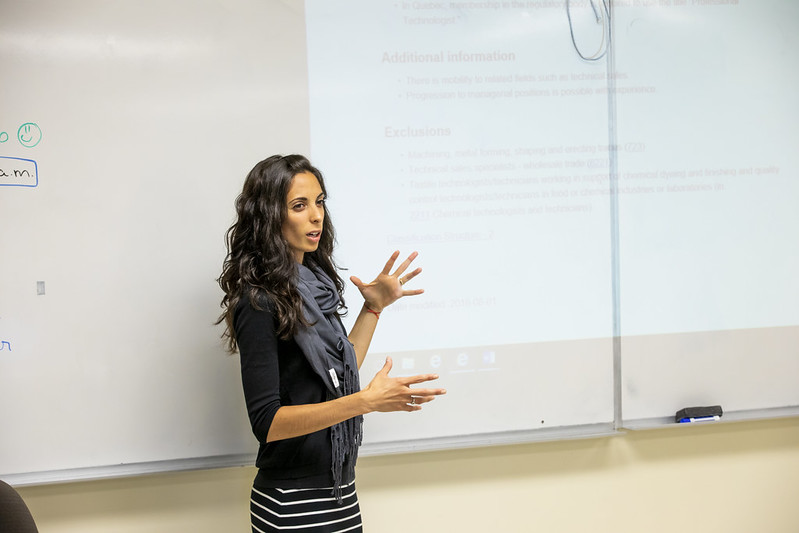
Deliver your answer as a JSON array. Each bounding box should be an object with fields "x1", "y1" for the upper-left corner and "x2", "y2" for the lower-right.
[
  {"x1": 350, "y1": 251, "x2": 424, "y2": 313},
  {"x1": 361, "y1": 357, "x2": 447, "y2": 413}
]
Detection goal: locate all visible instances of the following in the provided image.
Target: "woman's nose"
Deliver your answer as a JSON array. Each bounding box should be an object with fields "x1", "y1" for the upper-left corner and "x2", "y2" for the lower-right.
[{"x1": 310, "y1": 204, "x2": 323, "y2": 223}]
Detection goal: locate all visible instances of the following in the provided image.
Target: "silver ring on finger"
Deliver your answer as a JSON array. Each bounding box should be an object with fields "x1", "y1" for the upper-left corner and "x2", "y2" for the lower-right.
[{"x1": 410, "y1": 396, "x2": 416, "y2": 405}]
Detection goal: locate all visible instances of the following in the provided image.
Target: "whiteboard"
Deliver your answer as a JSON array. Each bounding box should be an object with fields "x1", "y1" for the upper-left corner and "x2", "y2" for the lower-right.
[
  {"x1": 304, "y1": 0, "x2": 616, "y2": 453},
  {"x1": 1, "y1": 0, "x2": 616, "y2": 485},
  {"x1": 0, "y1": 0, "x2": 307, "y2": 483},
  {"x1": 6, "y1": 0, "x2": 795, "y2": 487},
  {"x1": 614, "y1": 1, "x2": 799, "y2": 425}
]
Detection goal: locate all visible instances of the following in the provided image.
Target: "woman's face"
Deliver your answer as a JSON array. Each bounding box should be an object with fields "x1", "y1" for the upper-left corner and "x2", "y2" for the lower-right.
[{"x1": 282, "y1": 171, "x2": 325, "y2": 263}]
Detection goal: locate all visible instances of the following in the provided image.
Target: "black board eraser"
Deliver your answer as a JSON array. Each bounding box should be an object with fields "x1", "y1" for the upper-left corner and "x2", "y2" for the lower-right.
[{"x1": 675, "y1": 405, "x2": 723, "y2": 423}]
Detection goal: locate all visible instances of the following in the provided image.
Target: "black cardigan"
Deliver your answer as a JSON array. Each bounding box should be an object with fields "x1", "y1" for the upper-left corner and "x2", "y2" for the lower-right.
[{"x1": 234, "y1": 295, "x2": 356, "y2": 489}]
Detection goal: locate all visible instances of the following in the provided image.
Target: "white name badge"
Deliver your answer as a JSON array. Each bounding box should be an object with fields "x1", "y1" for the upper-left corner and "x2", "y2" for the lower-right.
[{"x1": 328, "y1": 368, "x2": 340, "y2": 389}]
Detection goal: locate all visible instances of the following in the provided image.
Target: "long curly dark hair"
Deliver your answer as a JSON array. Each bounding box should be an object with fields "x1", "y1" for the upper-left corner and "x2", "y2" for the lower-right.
[{"x1": 216, "y1": 154, "x2": 345, "y2": 352}]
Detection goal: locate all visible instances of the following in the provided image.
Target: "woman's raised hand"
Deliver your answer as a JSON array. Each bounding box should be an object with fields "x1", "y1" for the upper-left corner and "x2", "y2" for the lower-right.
[
  {"x1": 349, "y1": 251, "x2": 423, "y2": 312},
  {"x1": 360, "y1": 357, "x2": 447, "y2": 413}
]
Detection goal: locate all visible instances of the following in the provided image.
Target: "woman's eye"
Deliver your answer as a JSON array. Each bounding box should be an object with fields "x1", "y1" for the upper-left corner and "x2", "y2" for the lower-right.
[{"x1": 292, "y1": 202, "x2": 305, "y2": 211}]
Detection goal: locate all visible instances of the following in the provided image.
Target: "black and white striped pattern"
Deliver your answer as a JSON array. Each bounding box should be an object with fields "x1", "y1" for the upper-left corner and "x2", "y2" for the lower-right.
[{"x1": 250, "y1": 482, "x2": 363, "y2": 532}]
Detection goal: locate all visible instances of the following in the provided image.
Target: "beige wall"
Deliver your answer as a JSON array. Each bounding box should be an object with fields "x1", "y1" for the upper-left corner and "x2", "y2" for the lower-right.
[{"x1": 16, "y1": 417, "x2": 799, "y2": 532}]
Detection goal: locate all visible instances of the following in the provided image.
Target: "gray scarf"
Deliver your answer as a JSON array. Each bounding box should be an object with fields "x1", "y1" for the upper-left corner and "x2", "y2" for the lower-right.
[{"x1": 295, "y1": 264, "x2": 362, "y2": 501}]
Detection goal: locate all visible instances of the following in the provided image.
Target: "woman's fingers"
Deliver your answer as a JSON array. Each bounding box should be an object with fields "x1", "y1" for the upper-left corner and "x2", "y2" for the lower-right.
[
  {"x1": 401, "y1": 374, "x2": 446, "y2": 411},
  {"x1": 407, "y1": 394, "x2": 438, "y2": 406},
  {"x1": 407, "y1": 387, "x2": 447, "y2": 398},
  {"x1": 379, "y1": 356, "x2": 394, "y2": 375},
  {"x1": 399, "y1": 375, "x2": 447, "y2": 403},
  {"x1": 366, "y1": 360, "x2": 446, "y2": 413},
  {"x1": 398, "y1": 266, "x2": 422, "y2": 289},
  {"x1": 391, "y1": 251, "x2": 418, "y2": 278},
  {"x1": 404, "y1": 383, "x2": 447, "y2": 411},
  {"x1": 380, "y1": 250, "x2": 401, "y2": 275},
  {"x1": 399, "y1": 373, "x2": 443, "y2": 386},
  {"x1": 403, "y1": 391, "x2": 445, "y2": 412},
  {"x1": 352, "y1": 253, "x2": 423, "y2": 309}
]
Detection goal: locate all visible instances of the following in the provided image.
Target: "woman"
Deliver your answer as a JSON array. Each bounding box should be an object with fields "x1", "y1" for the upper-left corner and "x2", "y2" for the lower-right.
[{"x1": 217, "y1": 154, "x2": 446, "y2": 532}]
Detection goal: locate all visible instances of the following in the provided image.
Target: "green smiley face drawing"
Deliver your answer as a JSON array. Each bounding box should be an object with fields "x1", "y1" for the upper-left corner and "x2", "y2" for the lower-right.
[{"x1": 18, "y1": 123, "x2": 42, "y2": 148}]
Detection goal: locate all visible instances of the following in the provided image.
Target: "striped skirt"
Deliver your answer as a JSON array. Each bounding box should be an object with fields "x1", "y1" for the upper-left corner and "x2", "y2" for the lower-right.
[{"x1": 250, "y1": 481, "x2": 363, "y2": 532}]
